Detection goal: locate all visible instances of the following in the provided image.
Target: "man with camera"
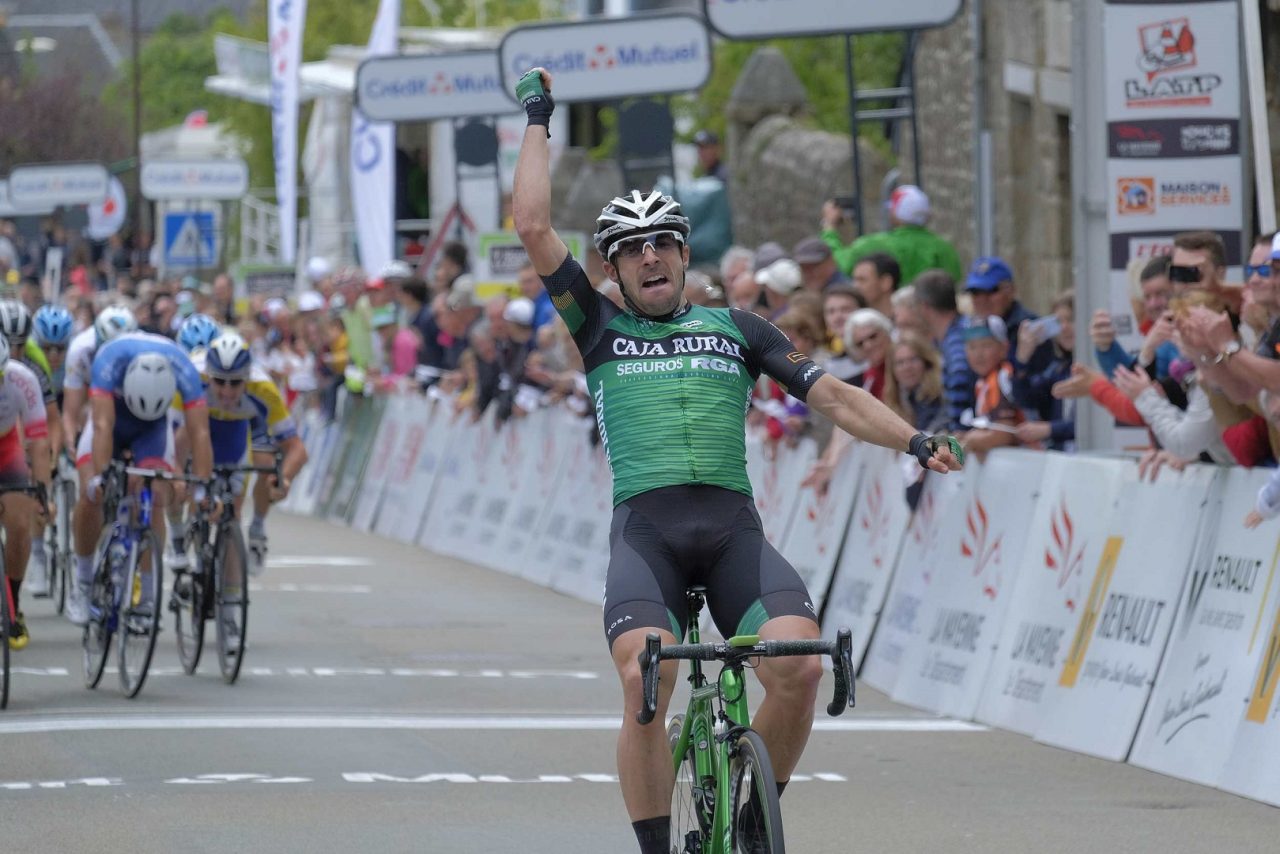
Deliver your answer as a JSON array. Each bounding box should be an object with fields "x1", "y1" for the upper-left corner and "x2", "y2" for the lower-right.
[{"x1": 819, "y1": 184, "x2": 962, "y2": 286}]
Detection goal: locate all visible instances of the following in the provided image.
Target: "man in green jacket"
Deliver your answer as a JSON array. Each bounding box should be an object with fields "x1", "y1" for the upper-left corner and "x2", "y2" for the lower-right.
[{"x1": 820, "y1": 185, "x2": 962, "y2": 286}]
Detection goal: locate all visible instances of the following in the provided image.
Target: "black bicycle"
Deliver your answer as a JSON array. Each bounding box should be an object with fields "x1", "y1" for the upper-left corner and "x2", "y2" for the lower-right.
[
  {"x1": 0, "y1": 482, "x2": 47, "y2": 710},
  {"x1": 638, "y1": 587, "x2": 856, "y2": 854},
  {"x1": 40, "y1": 452, "x2": 76, "y2": 615},
  {"x1": 172, "y1": 453, "x2": 281, "y2": 684}
]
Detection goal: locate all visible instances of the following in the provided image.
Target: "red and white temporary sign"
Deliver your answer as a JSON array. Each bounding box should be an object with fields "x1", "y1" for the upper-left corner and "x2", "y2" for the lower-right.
[
  {"x1": 1130, "y1": 466, "x2": 1280, "y2": 787},
  {"x1": 1035, "y1": 465, "x2": 1220, "y2": 761},
  {"x1": 373, "y1": 397, "x2": 441, "y2": 543},
  {"x1": 821, "y1": 445, "x2": 914, "y2": 666},
  {"x1": 499, "y1": 14, "x2": 712, "y2": 104},
  {"x1": 781, "y1": 440, "x2": 864, "y2": 612},
  {"x1": 893, "y1": 449, "x2": 1049, "y2": 720},
  {"x1": 975, "y1": 456, "x2": 1129, "y2": 735},
  {"x1": 860, "y1": 461, "x2": 975, "y2": 694},
  {"x1": 350, "y1": 395, "x2": 406, "y2": 533}
]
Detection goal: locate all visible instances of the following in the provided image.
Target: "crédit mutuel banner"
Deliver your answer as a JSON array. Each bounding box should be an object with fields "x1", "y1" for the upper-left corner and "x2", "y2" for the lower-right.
[
  {"x1": 499, "y1": 14, "x2": 711, "y2": 104},
  {"x1": 1104, "y1": 1, "x2": 1243, "y2": 348}
]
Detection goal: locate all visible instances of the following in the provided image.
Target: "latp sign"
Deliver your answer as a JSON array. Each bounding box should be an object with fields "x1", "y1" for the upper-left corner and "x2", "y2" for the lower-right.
[
  {"x1": 704, "y1": 0, "x2": 963, "y2": 39},
  {"x1": 357, "y1": 51, "x2": 516, "y2": 122},
  {"x1": 8, "y1": 162, "x2": 109, "y2": 208},
  {"x1": 499, "y1": 14, "x2": 711, "y2": 104}
]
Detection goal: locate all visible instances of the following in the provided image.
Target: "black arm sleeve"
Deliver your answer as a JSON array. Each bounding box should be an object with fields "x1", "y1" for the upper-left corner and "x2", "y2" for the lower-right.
[
  {"x1": 540, "y1": 252, "x2": 617, "y2": 355},
  {"x1": 730, "y1": 309, "x2": 826, "y2": 402}
]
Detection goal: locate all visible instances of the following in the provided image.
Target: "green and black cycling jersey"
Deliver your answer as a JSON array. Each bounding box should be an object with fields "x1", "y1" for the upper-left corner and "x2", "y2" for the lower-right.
[{"x1": 543, "y1": 253, "x2": 826, "y2": 506}]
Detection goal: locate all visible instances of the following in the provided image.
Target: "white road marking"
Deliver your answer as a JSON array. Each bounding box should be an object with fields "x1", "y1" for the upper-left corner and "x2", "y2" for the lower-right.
[
  {"x1": 248, "y1": 582, "x2": 372, "y2": 593},
  {"x1": 13, "y1": 666, "x2": 600, "y2": 681},
  {"x1": 0, "y1": 714, "x2": 988, "y2": 736},
  {"x1": 266, "y1": 556, "x2": 373, "y2": 567}
]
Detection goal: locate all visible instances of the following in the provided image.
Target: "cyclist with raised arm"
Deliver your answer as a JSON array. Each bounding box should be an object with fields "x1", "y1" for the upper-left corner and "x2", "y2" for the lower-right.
[
  {"x1": 512, "y1": 68, "x2": 962, "y2": 853},
  {"x1": 0, "y1": 336, "x2": 53, "y2": 649},
  {"x1": 0, "y1": 301, "x2": 60, "y2": 598},
  {"x1": 63, "y1": 305, "x2": 138, "y2": 625}
]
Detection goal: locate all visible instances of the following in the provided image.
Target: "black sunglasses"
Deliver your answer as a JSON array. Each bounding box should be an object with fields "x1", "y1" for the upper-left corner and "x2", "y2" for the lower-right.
[
  {"x1": 211, "y1": 376, "x2": 244, "y2": 388},
  {"x1": 1168, "y1": 264, "x2": 1203, "y2": 284},
  {"x1": 1244, "y1": 263, "x2": 1280, "y2": 279},
  {"x1": 42, "y1": 344, "x2": 66, "y2": 355}
]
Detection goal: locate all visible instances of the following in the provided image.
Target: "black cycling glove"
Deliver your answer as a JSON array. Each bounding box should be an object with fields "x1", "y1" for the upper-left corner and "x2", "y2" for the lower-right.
[
  {"x1": 516, "y1": 69, "x2": 555, "y2": 138},
  {"x1": 908, "y1": 433, "x2": 964, "y2": 469}
]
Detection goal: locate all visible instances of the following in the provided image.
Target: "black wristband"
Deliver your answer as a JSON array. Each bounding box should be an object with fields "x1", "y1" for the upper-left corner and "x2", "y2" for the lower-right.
[{"x1": 908, "y1": 433, "x2": 931, "y2": 469}]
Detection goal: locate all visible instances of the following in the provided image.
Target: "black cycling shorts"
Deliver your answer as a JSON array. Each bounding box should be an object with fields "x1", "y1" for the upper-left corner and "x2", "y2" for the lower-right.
[{"x1": 602, "y1": 484, "x2": 817, "y2": 649}]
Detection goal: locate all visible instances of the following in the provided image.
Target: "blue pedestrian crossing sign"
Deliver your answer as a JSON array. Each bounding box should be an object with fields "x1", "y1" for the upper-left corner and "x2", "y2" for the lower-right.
[{"x1": 163, "y1": 211, "x2": 217, "y2": 268}]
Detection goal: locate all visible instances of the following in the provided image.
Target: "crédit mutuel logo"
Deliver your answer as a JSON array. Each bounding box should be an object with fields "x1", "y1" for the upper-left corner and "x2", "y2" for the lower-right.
[
  {"x1": 1125, "y1": 17, "x2": 1220, "y2": 108},
  {"x1": 511, "y1": 40, "x2": 702, "y2": 75}
]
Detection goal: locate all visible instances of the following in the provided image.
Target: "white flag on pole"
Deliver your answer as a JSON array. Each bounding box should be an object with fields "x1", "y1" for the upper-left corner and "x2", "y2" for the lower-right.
[
  {"x1": 350, "y1": 0, "x2": 400, "y2": 275},
  {"x1": 268, "y1": 0, "x2": 308, "y2": 264}
]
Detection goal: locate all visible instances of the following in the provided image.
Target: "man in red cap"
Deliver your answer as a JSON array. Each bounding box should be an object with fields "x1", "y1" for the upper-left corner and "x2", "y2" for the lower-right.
[{"x1": 819, "y1": 184, "x2": 962, "y2": 285}]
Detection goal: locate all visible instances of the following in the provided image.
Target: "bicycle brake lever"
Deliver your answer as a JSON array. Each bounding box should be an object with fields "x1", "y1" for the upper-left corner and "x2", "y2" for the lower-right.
[
  {"x1": 636, "y1": 632, "x2": 662, "y2": 725},
  {"x1": 826, "y1": 629, "x2": 856, "y2": 716}
]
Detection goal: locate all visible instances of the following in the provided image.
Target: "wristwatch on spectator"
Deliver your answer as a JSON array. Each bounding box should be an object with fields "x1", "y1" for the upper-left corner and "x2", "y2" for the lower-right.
[{"x1": 1206, "y1": 339, "x2": 1241, "y2": 366}]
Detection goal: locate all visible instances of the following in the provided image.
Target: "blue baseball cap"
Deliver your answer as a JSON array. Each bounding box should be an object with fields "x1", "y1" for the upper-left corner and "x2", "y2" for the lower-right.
[{"x1": 966, "y1": 256, "x2": 1014, "y2": 291}]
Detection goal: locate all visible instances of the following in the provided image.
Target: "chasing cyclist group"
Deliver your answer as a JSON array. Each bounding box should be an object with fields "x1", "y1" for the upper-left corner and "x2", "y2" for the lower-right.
[{"x1": 3, "y1": 298, "x2": 308, "y2": 655}]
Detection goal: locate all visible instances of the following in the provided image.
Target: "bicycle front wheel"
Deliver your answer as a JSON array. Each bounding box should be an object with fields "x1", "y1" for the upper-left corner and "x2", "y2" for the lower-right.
[
  {"x1": 1, "y1": 570, "x2": 11, "y2": 710},
  {"x1": 83, "y1": 528, "x2": 115, "y2": 690},
  {"x1": 214, "y1": 521, "x2": 249, "y2": 684},
  {"x1": 669, "y1": 714, "x2": 713, "y2": 854},
  {"x1": 53, "y1": 478, "x2": 75, "y2": 615},
  {"x1": 173, "y1": 523, "x2": 207, "y2": 675},
  {"x1": 118, "y1": 531, "x2": 162, "y2": 698},
  {"x1": 729, "y1": 729, "x2": 785, "y2": 854}
]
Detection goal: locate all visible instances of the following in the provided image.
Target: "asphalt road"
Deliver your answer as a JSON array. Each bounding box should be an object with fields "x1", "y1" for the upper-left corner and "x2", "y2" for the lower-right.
[{"x1": 1, "y1": 512, "x2": 1277, "y2": 852}]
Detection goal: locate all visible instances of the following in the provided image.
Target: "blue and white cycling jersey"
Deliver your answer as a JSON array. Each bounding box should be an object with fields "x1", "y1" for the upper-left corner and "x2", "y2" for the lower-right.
[{"x1": 89, "y1": 332, "x2": 206, "y2": 410}]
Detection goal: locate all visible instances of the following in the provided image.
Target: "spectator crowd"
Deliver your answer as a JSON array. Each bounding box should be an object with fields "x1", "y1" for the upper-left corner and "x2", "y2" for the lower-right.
[{"x1": 16, "y1": 181, "x2": 1280, "y2": 529}]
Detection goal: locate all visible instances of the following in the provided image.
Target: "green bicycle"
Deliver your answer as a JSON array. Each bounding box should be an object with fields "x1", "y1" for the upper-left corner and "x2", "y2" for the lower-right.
[{"x1": 638, "y1": 586, "x2": 855, "y2": 854}]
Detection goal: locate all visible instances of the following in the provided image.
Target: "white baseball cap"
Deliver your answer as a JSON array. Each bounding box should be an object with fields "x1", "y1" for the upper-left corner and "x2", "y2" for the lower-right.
[
  {"x1": 306, "y1": 256, "x2": 333, "y2": 282},
  {"x1": 297, "y1": 290, "x2": 325, "y2": 313},
  {"x1": 503, "y1": 297, "x2": 535, "y2": 326},
  {"x1": 755, "y1": 259, "x2": 802, "y2": 295},
  {"x1": 1270, "y1": 232, "x2": 1280, "y2": 260},
  {"x1": 264, "y1": 297, "x2": 288, "y2": 319},
  {"x1": 887, "y1": 185, "x2": 931, "y2": 226},
  {"x1": 379, "y1": 260, "x2": 413, "y2": 280}
]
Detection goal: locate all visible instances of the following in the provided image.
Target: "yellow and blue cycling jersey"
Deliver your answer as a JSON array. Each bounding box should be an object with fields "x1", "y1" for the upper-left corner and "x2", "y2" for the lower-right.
[{"x1": 190, "y1": 351, "x2": 297, "y2": 464}]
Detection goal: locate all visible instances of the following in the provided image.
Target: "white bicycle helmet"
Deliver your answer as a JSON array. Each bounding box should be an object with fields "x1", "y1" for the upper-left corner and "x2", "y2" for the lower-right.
[
  {"x1": 95, "y1": 305, "x2": 138, "y2": 345},
  {"x1": 0, "y1": 300, "x2": 31, "y2": 341},
  {"x1": 206, "y1": 330, "x2": 252, "y2": 379},
  {"x1": 122, "y1": 353, "x2": 176, "y2": 421},
  {"x1": 593, "y1": 190, "x2": 690, "y2": 259}
]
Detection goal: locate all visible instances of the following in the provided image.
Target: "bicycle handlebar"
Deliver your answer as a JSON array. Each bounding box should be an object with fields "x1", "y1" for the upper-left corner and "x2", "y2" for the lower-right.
[{"x1": 636, "y1": 628, "x2": 856, "y2": 725}]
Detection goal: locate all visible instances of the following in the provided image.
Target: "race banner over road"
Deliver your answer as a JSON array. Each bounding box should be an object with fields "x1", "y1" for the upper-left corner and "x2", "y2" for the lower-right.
[
  {"x1": 1103, "y1": 0, "x2": 1243, "y2": 347},
  {"x1": 268, "y1": 0, "x2": 307, "y2": 264},
  {"x1": 704, "y1": 0, "x2": 962, "y2": 39},
  {"x1": 499, "y1": 14, "x2": 712, "y2": 104}
]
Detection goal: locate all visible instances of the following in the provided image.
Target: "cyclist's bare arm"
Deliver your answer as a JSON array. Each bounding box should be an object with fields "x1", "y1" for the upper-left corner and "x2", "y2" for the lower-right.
[
  {"x1": 513, "y1": 68, "x2": 569, "y2": 277},
  {"x1": 183, "y1": 405, "x2": 213, "y2": 480},
  {"x1": 806, "y1": 374, "x2": 959, "y2": 473},
  {"x1": 89, "y1": 394, "x2": 114, "y2": 475},
  {"x1": 62, "y1": 385, "x2": 85, "y2": 456}
]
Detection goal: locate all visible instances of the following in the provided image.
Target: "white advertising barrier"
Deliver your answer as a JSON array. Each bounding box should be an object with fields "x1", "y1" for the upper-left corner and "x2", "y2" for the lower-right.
[
  {"x1": 546, "y1": 437, "x2": 614, "y2": 604},
  {"x1": 280, "y1": 409, "x2": 327, "y2": 515},
  {"x1": 781, "y1": 440, "x2": 865, "y2": 612},
  {"x1": 8, "y1": 162, "x2": 108, "y2": 208},
  {"x1": 976, "y1": 456, "x2": 1129, "y2": 735},
  {"x1": 705, "y1": 0, "x2": 962, "y2": 39},
  {"x1": 747, "y1": 436, "x2": 815, "y2": 548},
  {"x1": 1130, "y1": 466, "x2": 1280, "y2": 788},
  {"x1": 507, "y1": 413, "x2": 592, "y2": 587},
  {"x1": 1222, "y1": 535, "x2": 1280, "y2": 806},
  {"x1": 418, "y1": 410, "x2": 497, "y2": 558},
  {"x1": 892, "y1": 449, "x2": 1049, "y2": 720},
  {"x1": 377, "y1": 398, "x2": 449, "y2": 544},
  {"x1": 499, "y1": 14, "x2": 712, "y2": 104},
  {"x1": 140, "y1": 158, "x2": 249, "y2": 201},
  {"x1": 469, "y1": 412, "x2": 546, "y2": 574},
  {"x1": 820, "y1": 444, "x2": 914, "y2": 666},
  {"x1": 1035, "y1": 464, "x2": 1221, "y2": 762},
  {"x1": 860, "y1": 460, "x2": 975, "y2": 692},
  {"x1": 356, "y1": 51, "x2": 516, "y2": 122},
  {"x1": 292, "y1": 421, "x2": 343, "y2": 518},
  {"x1": 349, "y1": 395, "x2": 407, "y2": 533}
]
